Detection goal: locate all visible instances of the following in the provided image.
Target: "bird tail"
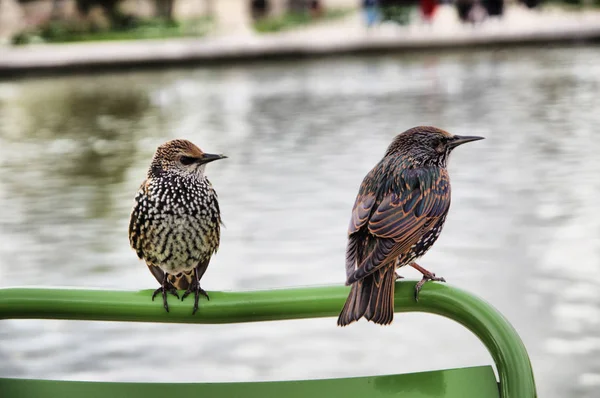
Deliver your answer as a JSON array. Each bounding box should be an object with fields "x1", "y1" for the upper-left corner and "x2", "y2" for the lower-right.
[
  {"x1": 168, "y1": 271, "x2": 194, "y2": 290},
  {"x1": 168, "y1": 260, "x2": 210, "y2": 291},
  {"x1": 147, "y1": 264, "x2": 195, "y2": 290},
  {"x1": 337, "y1": 266, "x2": 396, "y2": 326}
]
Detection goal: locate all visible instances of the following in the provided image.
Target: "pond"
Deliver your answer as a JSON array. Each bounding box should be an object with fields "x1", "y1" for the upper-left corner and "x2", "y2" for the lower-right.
[{"x1": 1, "y1": 45, "x2": 599, "y2": 398}]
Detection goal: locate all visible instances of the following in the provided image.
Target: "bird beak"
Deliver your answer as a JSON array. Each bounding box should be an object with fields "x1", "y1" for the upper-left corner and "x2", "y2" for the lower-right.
[
  {"x1": 448, "y1": 135, "x2": 485, "y2": 149},
  {"x1": 197, "y1": 153, "x2": 227, "y2": 165}
]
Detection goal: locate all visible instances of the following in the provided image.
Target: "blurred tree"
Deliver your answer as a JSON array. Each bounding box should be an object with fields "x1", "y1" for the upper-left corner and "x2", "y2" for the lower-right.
[
  {"x1": 154, "y1": 0, "x2": 175, "y2": 21},
  {"x1": 288, "y1": 0, "x2": 309, "y2": 13},
  {"x1": 380, "y1": 0, "x2": 416, "y2": 25},
  {"x1": 75, "y1": 0, "x2": 132, "y2": 28},
  {"x1": 49, "y1": 0, "x2": 66, "y2": 20},
  {"x1": 309, "y1": 0, "x2": 323, "y2": 18},
  {"x1": 251, "y1": 0, "x2": 270, "y2": 20},
  {"x1": 286, "y1": 0, "x2": 323, "y2": 17}
]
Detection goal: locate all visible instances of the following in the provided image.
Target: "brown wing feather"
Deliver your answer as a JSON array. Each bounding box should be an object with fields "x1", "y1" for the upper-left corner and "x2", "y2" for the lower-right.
[
  {"x1": 347, "y1": 168, "x2": 450, "y2": 284},
  {"x1": 345, "y1": 235, "x2": 359, "y2": 281},
  {"x1": 345, "y1": 192, "x2": 377, "y2": 279},
  {"x1": 348, "y1": 193, "x2": 376, "y2": 235},
  {"x1": 146, "y1": 263, "x2": 165, "y2": 284}
]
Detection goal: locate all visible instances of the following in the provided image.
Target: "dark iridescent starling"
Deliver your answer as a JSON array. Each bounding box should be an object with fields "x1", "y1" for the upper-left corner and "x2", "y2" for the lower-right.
[
  {"x1": 338, "y1": 126, "x2": 483, "y2": 326},
  {"x1": 129, "y1": 139, "x2": 226, "y2": 314}
]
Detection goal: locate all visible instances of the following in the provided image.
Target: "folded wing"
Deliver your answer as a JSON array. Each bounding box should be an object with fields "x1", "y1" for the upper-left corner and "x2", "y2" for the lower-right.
[{"x1": 346, "y1": 167, "x2": 450, "y2": 284}]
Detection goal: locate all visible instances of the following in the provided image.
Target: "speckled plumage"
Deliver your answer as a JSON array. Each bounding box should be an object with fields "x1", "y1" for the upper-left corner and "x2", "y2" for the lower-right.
[
  {"x1": 129, "y1": 139, "x2": 226, "y2": 314},
  {"x1": 338, "y1": 126, "x2": 483, "y2": 326}
]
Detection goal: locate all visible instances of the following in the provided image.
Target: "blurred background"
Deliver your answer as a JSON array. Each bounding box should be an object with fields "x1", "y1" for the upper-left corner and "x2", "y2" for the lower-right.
[{"x1": 1, "y1": 1, "x2": 600, "y2": 398}]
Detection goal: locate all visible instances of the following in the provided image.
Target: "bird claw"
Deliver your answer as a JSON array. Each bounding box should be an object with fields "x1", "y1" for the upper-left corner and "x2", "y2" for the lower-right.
[
  {"x1": 152, "y1": 282, "x2": 179, "y2": 312},
  {"x1": 182, "y1": 283, "x2": 210, "y2": 315},
  {"x1": 414, "y1": 273, "x2": 446, "y2": 302}
]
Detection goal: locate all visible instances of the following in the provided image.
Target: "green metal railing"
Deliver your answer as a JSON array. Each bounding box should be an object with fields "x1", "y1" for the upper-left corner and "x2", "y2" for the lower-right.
[{"x1": 0, "y1": 281, "x2": 537, "y2": 397}]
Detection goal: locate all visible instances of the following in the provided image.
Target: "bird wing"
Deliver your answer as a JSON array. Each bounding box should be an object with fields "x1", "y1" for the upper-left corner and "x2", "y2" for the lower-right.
[
  {"x1": 147, "y1": 263, "x2": 165, "y2": 284},
  {"x1": 346, "y1": 168, "x2": 450, "y2": 284},
  {"x1": 348, "y1": 192, "x2": 377, "y2": 235},
  {"x1": 128, "y1": 180, "x2": 150, "y2": 260},
  {"x1": 345, "y1": 187, "x2": 377, "y2": 280}
]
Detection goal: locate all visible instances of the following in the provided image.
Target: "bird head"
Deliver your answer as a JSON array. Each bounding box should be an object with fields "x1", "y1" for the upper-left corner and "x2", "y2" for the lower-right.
[
  {"x1": 385, "y1": 126, "x2": 483, "y2": 168},
  {"x1": 148, "y1": 139, "x2": 227, "y2": 178}
]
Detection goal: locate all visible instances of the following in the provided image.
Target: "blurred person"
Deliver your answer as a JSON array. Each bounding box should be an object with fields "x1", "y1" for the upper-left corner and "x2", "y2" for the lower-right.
[
  {"x1": 468, "y1": 0, "x2": 488, "y2": 23},
  {"x1": 455, "y1": 0, "x2": 472, "y2": 23},
  {"x1": 363, "y1": 0, "x2": 381, "y2": 28},
  {"x1": 456, "y1": 0, "x2": 487, "y2": 24},
  {"x1": 420, "y1": 0, "x2": 438, "y2": 23},
  {"x1": 483, "y1": 0, "x2": 503, "y2": 17}
]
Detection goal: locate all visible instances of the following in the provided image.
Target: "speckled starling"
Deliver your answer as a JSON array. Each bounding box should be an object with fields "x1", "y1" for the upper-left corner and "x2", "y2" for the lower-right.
[
  {"x1": 129, "y1": 139, "x2": 226, "y2": 314},
  {"x1": 338, "y1": 126, "x2": 483, "y2": 326}
]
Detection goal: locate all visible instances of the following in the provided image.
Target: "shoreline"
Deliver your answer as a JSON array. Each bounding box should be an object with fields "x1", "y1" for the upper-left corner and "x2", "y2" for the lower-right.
[{"x1": 2, "y1": 7, "x2": 600, "y2": 79}]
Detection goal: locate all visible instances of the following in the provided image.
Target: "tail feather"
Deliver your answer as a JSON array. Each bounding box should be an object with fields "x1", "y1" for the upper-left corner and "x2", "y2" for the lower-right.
[
  {"x1": 337, "y1": 266, "x2": 396, "y2": 326},
  {"x1": 147, "y1": 264, "x2": 195, "y2": 290},
  {"x1": 147, "y1": 261, "x2": 210, "y2": 291},
  {"x1": 168, "y1": 271, "x2": 194, "y2": 290},
  {"x1": 365, "y1": 267, "x2": 395, "y2": 325}
]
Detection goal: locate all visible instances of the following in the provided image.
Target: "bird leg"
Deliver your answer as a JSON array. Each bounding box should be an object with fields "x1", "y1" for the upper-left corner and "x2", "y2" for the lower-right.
[
  {"x1": 181, "y1": 280, "x2": 210, "y2": 315},
  {"x1": 410, "y1": 262, "x2": 446, "y2": 301},
  {"x1": 181, "y1": 263, "x2": 210, "y2": 315},
  {"x1": 152, "y1": 273, "x2": 180, "y2": 312}
]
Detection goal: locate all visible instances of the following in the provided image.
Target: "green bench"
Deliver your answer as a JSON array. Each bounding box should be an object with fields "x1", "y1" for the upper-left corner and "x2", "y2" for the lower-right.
[{"x1": 0, "y1": 282, "x2": 537, "y2": 397}]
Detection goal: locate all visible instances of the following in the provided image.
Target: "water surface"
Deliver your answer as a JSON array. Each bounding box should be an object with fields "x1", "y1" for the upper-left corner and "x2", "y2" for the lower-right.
[{"x1": 1, "y1": 46, "x2": 600, "y2": 397}]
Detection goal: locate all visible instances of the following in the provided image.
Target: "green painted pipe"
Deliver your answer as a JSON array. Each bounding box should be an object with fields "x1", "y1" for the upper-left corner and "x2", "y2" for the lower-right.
[{"x1": 0, "y1": 281, "x2": 536, "y2": 397}]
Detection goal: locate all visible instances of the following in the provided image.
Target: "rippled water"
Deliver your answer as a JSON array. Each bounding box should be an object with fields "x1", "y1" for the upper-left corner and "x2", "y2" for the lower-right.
[{"x1": 1, "y1": 46, "x2": 600, "y2": 397}]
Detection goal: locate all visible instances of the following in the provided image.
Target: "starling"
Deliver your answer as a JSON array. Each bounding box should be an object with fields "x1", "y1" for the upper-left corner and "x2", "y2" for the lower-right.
[
  {"x1": 338, "y1": 126, "x2": 483, "y2": 326},
  {"x1": 129, "y1": 139, "x2": 226, "y2": 314}
]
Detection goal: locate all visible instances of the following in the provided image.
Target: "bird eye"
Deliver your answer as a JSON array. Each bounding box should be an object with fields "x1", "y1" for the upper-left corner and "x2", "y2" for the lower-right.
[
  {"x1": 435, "y1": 141, "x2": 445, "y2": 153},
  {"x1": 180, "y1": 156, "x2": 195, "y2": 165}
]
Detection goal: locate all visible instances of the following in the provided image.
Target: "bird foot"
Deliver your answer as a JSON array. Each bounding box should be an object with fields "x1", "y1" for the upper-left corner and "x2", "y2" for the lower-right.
[
  {"x1": 410, "y1": 262, "x2": 446, "y2": 302},
  {"x1": 152, "y1": 282, "x2": 180, "y2": 313},
  {"x1": 181, "y1": 282, "x2": 210, "y2": 315},
  {"x1": 414, "y1": 273, "x2": 446, "y2": 301}
]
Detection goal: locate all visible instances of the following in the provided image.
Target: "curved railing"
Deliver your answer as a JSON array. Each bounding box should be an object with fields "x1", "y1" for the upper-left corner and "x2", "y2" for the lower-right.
[{"x1": 0, "y1": 281, "x2": 537, "y2": 397}]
